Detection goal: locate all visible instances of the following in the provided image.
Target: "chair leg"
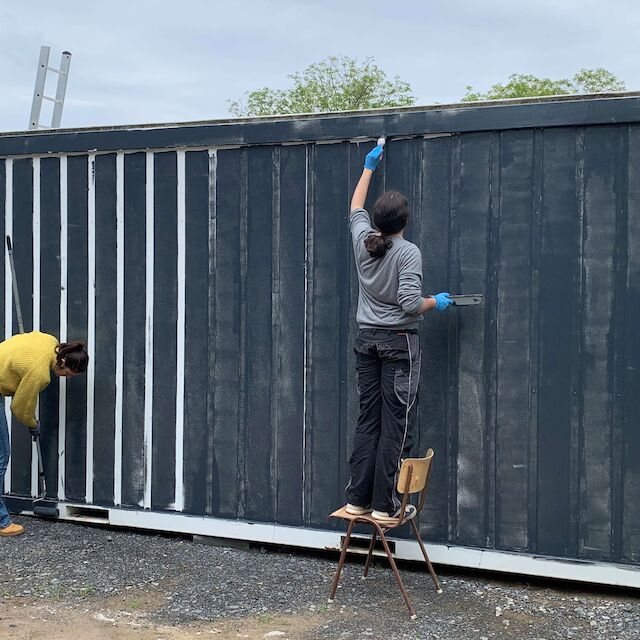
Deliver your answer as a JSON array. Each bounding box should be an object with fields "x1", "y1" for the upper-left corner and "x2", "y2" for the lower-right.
[
  {"x1": 374, "y1": 523, "x2": 417, "y2": 620},
  {"x1": 362, "y1": 528, "x2": 377, "y2": 579},
  {"x1": 410, "y1": 518, "x2": 442, "y2": 593},
  {"x1": 328, "y1": 520, "x2": 356, "y2": 603}
]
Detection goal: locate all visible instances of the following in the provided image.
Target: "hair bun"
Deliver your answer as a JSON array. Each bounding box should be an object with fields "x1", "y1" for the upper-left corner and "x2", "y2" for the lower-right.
[{"x1": 364, "y1": 234, "x2": 393, "y2": 259}]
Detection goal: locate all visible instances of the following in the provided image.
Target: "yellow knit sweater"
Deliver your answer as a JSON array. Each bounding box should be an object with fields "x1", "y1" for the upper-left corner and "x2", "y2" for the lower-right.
[{"x1": 0, "y1": 331, "x2": 58, "y2": 428}]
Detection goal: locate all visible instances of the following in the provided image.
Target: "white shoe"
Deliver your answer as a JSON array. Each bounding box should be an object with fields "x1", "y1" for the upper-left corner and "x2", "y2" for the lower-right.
[
  {"x1": 345, "y1": 503, "x2": 372, "y2": 516},
  {"x1": 371, "y1": 505, "x2": 416, "y2": 524}
]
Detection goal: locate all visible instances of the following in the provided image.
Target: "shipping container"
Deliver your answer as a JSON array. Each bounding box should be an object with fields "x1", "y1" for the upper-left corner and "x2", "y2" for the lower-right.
[{"x1": 2, "y1": 93, "x2": 640, "y2": 587}]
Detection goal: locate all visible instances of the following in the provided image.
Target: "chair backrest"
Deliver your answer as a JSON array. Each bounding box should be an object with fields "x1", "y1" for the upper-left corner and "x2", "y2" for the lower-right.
[{"x1": 396, "y1": 448, "x2": 434, "y2": 495}]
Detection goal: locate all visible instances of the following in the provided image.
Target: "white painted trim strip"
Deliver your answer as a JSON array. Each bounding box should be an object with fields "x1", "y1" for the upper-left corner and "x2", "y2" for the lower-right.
[
  {"x1": 114, "y1": 153, "x2": 124, "y2": 507},
  {"x1": 174, "y1": 150, "x2": 186, "y2": 512},
  {"x1": 54, "y1": 504, "x2": 640, "y2": 590},
  {"x1": 32, "y1": 157, "x2": 41, "y2": 497},
  {"x1": 58, "y1": 156, "x2": 68, "y2": 501},
  {"x1": 143, "y1": 152, "x2": 154, "y2": 510},
  {"x1": 3, "y1": 159, "x2": 12, "y2": 495},
  {"x1": 85, "y1": 155, "x2": 96, "y2": 504},
  {"x1": 32, "y1": 160, "x2": 40, "y2": 319},
  {"x1": 392, "y1": 538, "x2": 640, "y2": 589}
]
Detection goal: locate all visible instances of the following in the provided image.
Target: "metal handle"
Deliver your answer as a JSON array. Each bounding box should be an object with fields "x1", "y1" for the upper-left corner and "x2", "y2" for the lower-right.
[{"x1": 5, "y1": 234, "x2": 25, "y2": 334}]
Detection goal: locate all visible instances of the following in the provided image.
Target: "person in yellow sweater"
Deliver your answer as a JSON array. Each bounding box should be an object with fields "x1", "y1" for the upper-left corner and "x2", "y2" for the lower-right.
[{"x1": 0, "y1": 331, "x2": 88, "y2": 537}]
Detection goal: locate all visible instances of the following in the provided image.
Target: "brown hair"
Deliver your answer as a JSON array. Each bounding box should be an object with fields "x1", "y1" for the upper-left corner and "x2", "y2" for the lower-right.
[
  {"x1": 363, "y1": 191, "x2": 410, "y2": 259},
  {"x1": 364, "y1": 234, "x2": 393, "y2": 259},
  {"x1": 55, "y1": 341, "x2": 89, "y2": 373}
]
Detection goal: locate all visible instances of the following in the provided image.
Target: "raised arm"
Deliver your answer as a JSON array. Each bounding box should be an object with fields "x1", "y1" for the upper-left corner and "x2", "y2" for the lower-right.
[{"x1": 350, "y1": 145, "x2": 384, "y2": 213}]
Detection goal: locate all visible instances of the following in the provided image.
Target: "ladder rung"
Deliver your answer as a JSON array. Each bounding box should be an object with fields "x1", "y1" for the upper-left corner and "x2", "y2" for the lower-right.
[{"x1": 42, "y1": 95, "x2": 62, "y2": 104}]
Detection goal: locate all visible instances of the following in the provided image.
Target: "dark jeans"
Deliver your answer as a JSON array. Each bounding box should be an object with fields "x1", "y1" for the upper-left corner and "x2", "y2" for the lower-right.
[
  {"x1": 0, "y1": 401, "x2": 11, "y2": 528},
  {"x1": 346, "y1": 328, "x2": 421, "y2": 514}
]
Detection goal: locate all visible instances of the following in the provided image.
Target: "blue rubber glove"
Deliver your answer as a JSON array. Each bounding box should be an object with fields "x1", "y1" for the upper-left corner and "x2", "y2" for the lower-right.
[
  {"x1": 364, "y1": 145, "x2": 384, "y2": 171},
  {"x1": 433, "y1": 292, "x2": 453, "y2": 311}
]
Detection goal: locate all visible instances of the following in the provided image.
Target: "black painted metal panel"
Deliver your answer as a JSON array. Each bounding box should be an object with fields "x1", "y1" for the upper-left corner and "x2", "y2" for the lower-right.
[
  {"x1": 244, "y1": 146, "x2": 274, "y2": 521},
  {"x1": 579, "y1": 126, "x2": 620, "y2": 560},
  {"x1": 210, "y1": 148, "x2": 244, "y2": 518},
  {"x1": 65, "y1": 154, "x2": 88, "y2": 502},
  {"x1": 93, "y1": 153, "x2": 117, "y2": 505},
  {"x1": 183, "y1": 150, "x2": 210, "y2": 515},
  {"x1": 121, "y1": 152, "x2": 146, "y2": 508},
  {"x1": 419, "y1": 136, "x2": 452, "y2": 543},
  {"x1": 455, "y1": 134, "x2": 492, "y2": 547},
  {"x1": 2, "y1": 96, "x2": 640, "y2": 574},
  {"x1": 274, "y1": 145, "x2": 306, "y2": 526},
  {"x1": 622, "y1": 125, "x2": 640, "y2": 563},
  {"x1": 495, "y1": 130, "x2": 535, "y2": 551},
  {"x1": 10, "y1": 158, "x2": 33, "y2": 497},
  {"x1": 306, "y1": 142, "x2": 349, "y2": 527},
  {"x1": 536, "y1": 128, "x2": 580, "y2": 556},
  {"x1": 38, "y1": 157, "x2": 61, "y2": 498},
  {"x1": 151, "y1": 151, "x2": 178, "y2": 509}
]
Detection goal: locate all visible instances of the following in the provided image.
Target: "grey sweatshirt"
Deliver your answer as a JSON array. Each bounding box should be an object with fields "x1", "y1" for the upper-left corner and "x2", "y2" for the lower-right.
[{"x1": 349, "y1": 208, "x2": 424, "y2": 329}]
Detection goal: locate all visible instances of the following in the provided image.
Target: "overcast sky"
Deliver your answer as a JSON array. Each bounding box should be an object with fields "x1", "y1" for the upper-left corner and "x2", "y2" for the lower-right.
[{"x1": 1, "y1": 0, "x2": 639, "y2": 132}]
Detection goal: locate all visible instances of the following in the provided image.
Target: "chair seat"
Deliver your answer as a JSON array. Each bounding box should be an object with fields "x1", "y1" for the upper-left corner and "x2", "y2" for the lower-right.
[{"x1": 329, "y1": 504, "x2": 417, "y2": 528}]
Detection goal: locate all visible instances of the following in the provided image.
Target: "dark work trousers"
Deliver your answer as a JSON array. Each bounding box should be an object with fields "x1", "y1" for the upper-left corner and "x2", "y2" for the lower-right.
[{"x1": 345, "y1": 328, "x2": 421, "y2": 514}]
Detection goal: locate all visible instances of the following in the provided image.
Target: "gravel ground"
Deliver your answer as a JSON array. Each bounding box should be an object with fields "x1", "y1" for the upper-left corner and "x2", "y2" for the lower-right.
[{"x1": 1, "y1": 515, "x2": 639, "y2": 639}]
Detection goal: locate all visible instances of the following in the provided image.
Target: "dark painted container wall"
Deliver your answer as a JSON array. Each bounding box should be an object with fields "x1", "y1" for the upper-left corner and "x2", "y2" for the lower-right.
[{"x1": 2, "y1": 96, "x2": 640, "y2": 567}]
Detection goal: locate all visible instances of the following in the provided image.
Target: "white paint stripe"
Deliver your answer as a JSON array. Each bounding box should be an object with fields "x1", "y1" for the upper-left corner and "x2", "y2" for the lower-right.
[
  {"x1": 143, "y1": 152, "x2": 154, "y2": 510},
  {"x1": 58, "y1": 156, "x2": 68, "y2": 501},
  {"x1": 32, "y1": 157, "x2": 41, "y2": 497},
  {"x1": 32, "y1": 160, "x2": 40, "y2": 329},
  {"x1": 52, "y1": 504, "x2": 640, "y2": 589},
  {"x1": 174, "y1": 150, "x2": 186, "y2": 512},
  {"x1": 3, "y1": 159, "x2": 12, "y2": 496},
  {"x1": 85, "y1": 155, "x2": 96, "y2": 504},
  {"x1": 114, "y1": 153, "x2": 124, "y2": 506}
]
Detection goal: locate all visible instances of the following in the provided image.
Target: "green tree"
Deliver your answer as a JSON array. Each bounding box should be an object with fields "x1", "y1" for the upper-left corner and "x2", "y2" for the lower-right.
[
  {"x1": 462, "y1": 68, "x2": 625, "y2": 102},
  {"x1": 573, "y1": 68, "x2": 625, "y2": 94},
  {"x1": 229, "y1": 56, "x2": 415, "y2": 117}
]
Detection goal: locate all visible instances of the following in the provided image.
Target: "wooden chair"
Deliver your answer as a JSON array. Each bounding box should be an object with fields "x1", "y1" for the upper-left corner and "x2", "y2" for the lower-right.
[{"x1": 328, "y1": 449, "x2": 442, "y2": 619}]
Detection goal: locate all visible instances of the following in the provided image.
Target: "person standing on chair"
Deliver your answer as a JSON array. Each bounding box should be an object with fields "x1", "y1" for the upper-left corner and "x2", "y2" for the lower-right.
[
  {"x1": 0, "y1": 332, "x2": 88, "y2": 537},
  {"x1": 345, "y1": 142, "x2": 453, "y2": 525}
]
